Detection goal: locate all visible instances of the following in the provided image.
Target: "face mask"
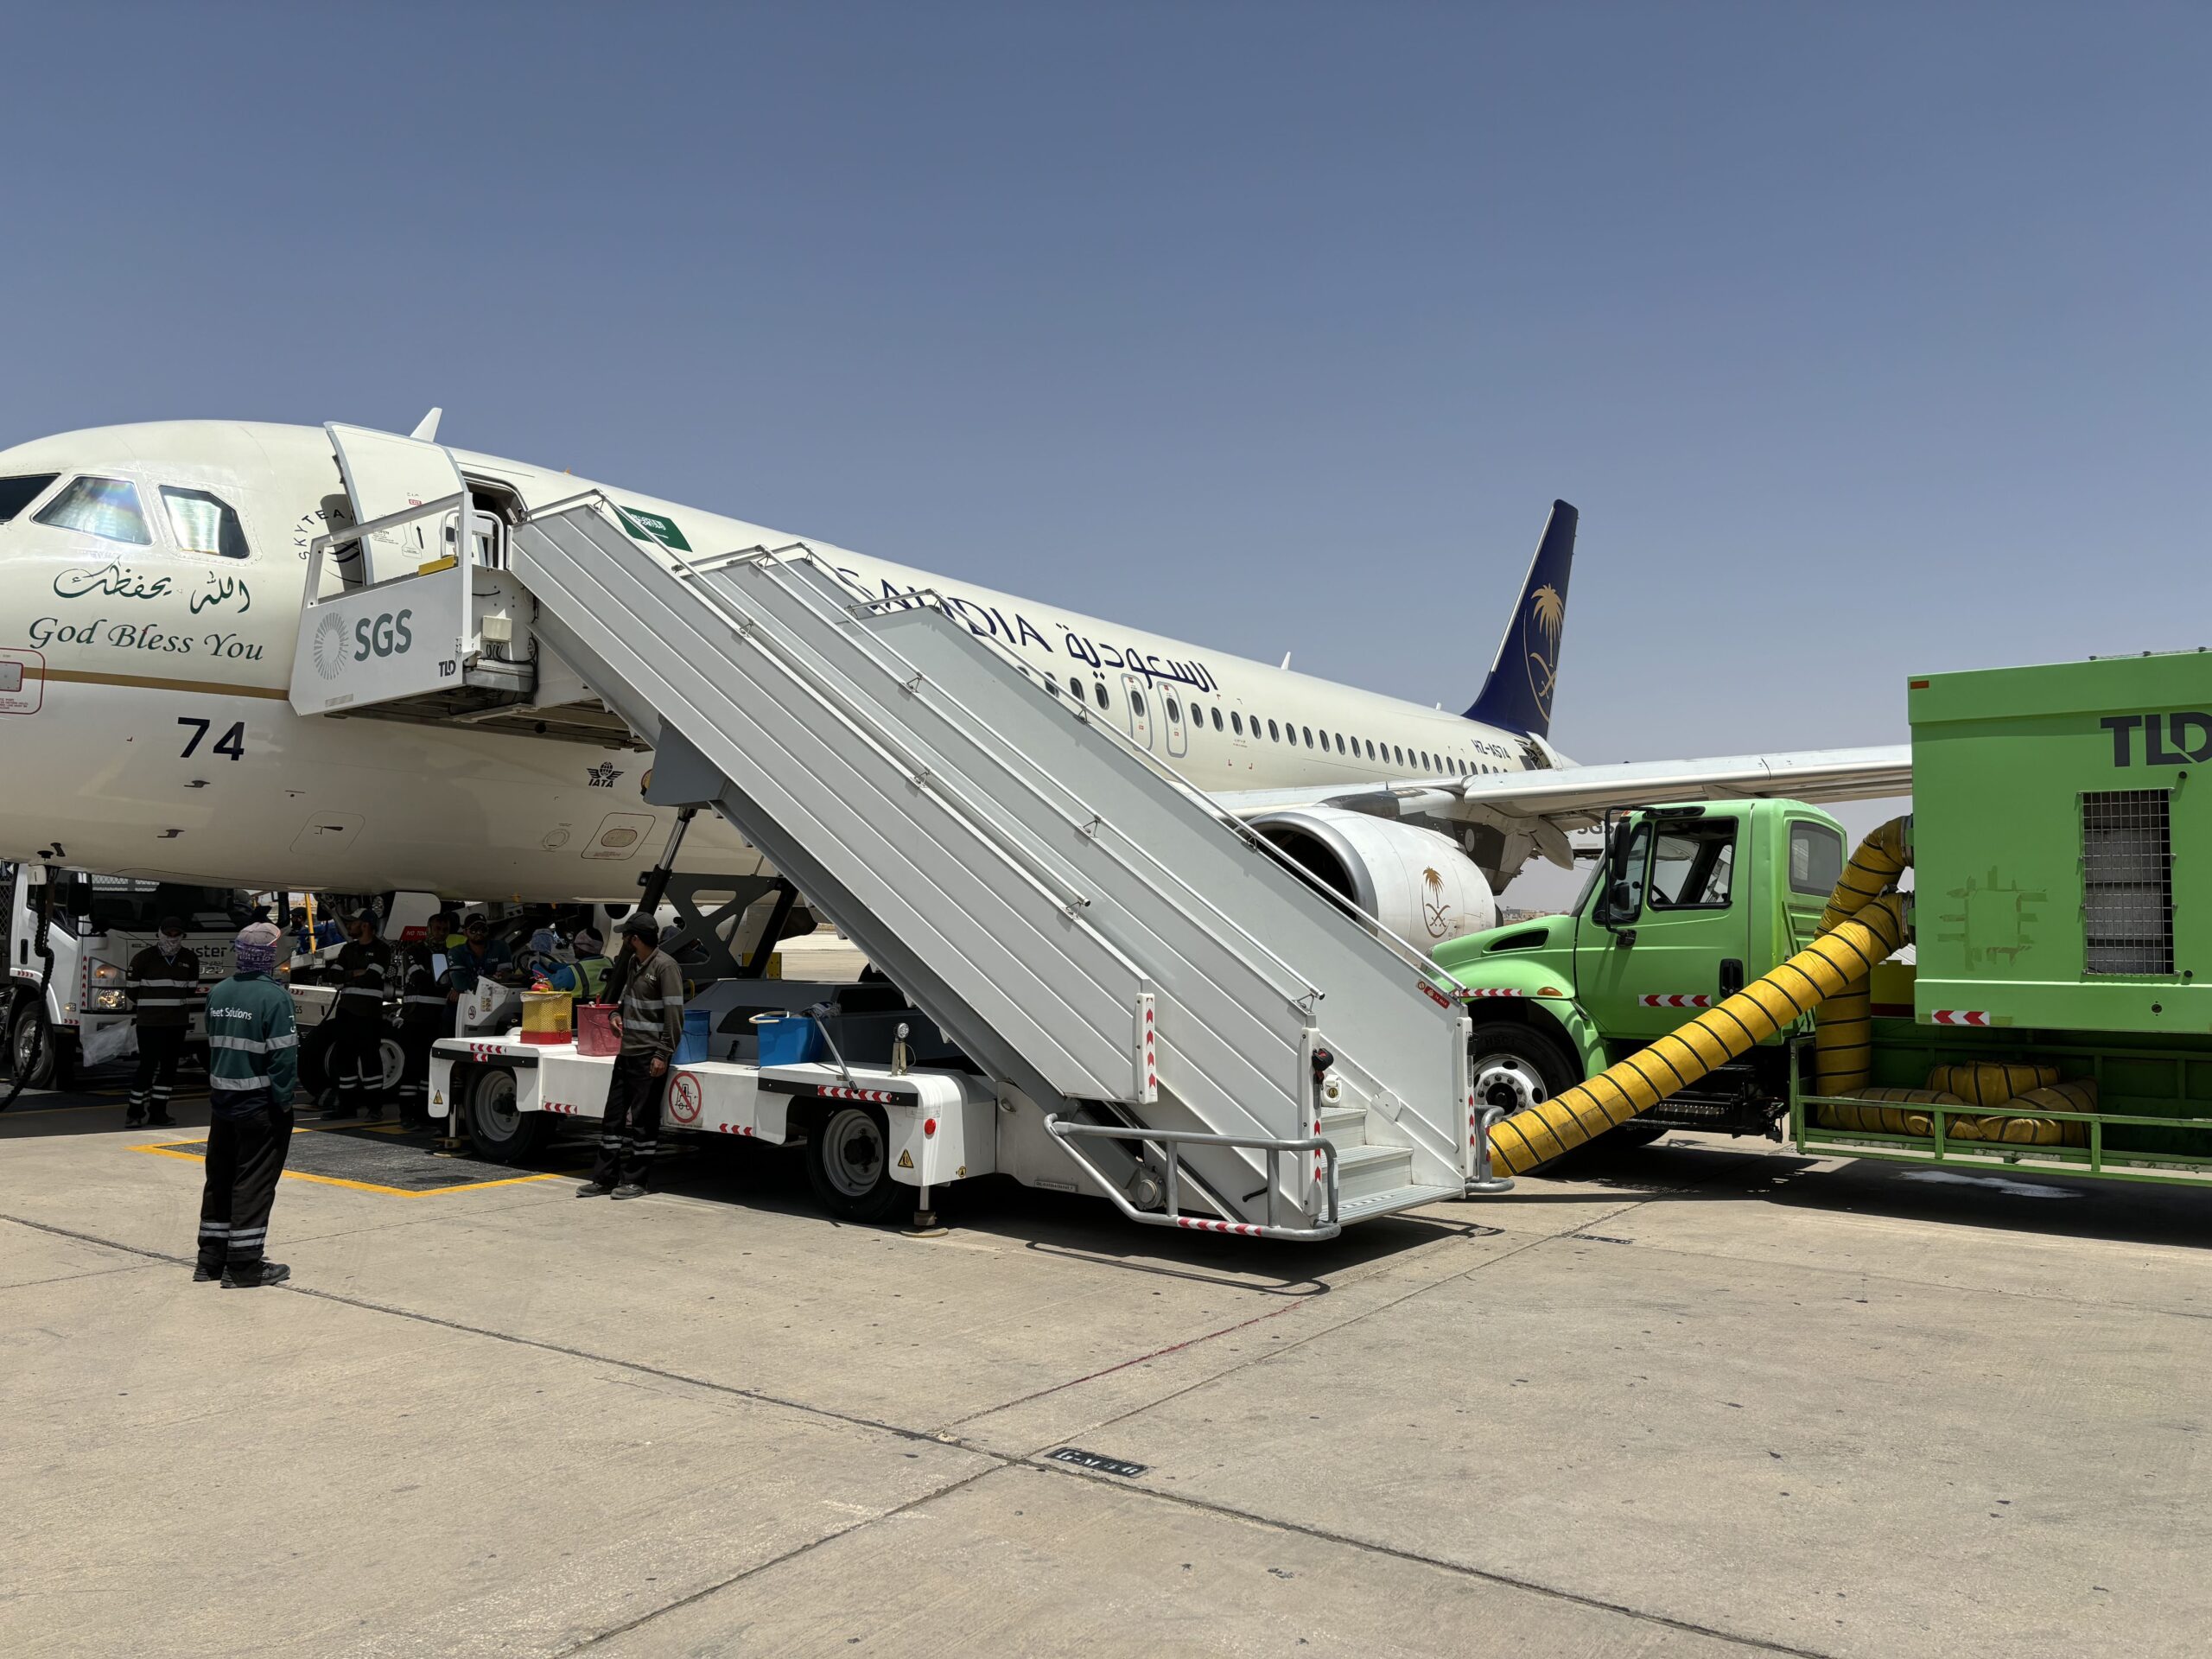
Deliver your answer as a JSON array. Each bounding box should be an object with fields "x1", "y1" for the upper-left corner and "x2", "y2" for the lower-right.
[{"x1": 159, "y1": 934, "x2": 183, "y2": 957}]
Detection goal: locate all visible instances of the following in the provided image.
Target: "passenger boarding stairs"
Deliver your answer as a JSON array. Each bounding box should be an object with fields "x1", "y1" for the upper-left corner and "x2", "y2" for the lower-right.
[{"x1": 289, "y1": 450, "x2": 1473, "y2": 1237}]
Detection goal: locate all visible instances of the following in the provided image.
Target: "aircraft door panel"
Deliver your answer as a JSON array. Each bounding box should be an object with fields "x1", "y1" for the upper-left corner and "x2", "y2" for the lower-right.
[
  {"x1": 1122, "y1": 673, "x2": 1153, "y2": 749},
  {"x1": 1162, "y1": 687, "x2": 1187, "y2": 758},
  {"x1": 324, "y1": 423, "x2": 467, "y2": 586}
]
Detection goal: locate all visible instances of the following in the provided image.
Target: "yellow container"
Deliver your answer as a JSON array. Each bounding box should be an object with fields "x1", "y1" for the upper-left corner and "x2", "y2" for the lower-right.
[{"x1": 520, "y1": 989, "x2": 574, "y2": 1046}]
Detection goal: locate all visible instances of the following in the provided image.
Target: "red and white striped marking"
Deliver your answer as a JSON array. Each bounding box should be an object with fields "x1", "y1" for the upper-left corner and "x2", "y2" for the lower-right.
[
  {"x1": 1460, "y1": 987, "x2": 1528, "y2": 1000},
  {"x1": 819, "y1": 1084, "x2": 899, "y2": 1103},
  {"x1": 1929, "y1": 1009, "x2": 1993, "y2": 1027},
  {"x1": 1174, "y1": 1217, "x2": 1264, "y2": 1236},
  {"x1": 543, "y1": 1100, "x2": 588, "y2": 1116},
  {"x1": 1638, "y1": 994, "x2": 1713, "y2": 1009},
  {"x1": 466, "y1": 1042, "x2": 520, "y2": 1059},
  {"x1": 711, "y1": 1122, "x2": 758, "y2": 1136}
]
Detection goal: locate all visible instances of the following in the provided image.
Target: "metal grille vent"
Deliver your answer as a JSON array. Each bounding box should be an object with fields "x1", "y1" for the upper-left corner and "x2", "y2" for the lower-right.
[{"x1": 2081, "y1": 790, "x2": 2174, "y2": 976}]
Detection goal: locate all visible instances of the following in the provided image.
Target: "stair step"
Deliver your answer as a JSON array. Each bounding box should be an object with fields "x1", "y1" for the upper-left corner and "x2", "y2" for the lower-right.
[
  {"x1": 1319, "y1": 1105, "x2": 1366, "y2": 1145},
  {"x1": 1336, "y1": 1182, "x2": 1464, "y2": 1226},
  {"x1": 1331, "y1": 1141, "x2": 1414, "y2": 1203}
]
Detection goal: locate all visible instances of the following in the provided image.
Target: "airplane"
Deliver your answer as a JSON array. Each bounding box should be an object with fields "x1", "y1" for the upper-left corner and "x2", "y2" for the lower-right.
[{"x1": 0, "y1": 416, "x2": 1909, "y2": 949}]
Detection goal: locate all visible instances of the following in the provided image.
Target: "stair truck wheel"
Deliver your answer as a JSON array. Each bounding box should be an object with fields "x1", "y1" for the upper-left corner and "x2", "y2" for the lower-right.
[
  {"x1": 804, "y1": 1103, "x2": 905, "y2": 1224},
  {"x1": 9, "y1": 997, "x2": 65, "y2": 1090},
  {"x1": 467, "y1": 1065, "x2": 552, "y2": 1164}
]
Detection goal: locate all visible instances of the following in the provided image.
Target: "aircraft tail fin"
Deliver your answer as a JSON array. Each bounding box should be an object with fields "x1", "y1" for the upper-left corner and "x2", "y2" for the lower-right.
[{"x1": 1463, "y1": 499, "x2": 1577, "y2": 739}]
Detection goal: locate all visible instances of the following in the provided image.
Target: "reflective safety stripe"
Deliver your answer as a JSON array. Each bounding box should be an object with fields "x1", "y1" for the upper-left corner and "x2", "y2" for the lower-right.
[
  {"x1": 208, "y1": 1034, "x2": 271, "y2": 1052},
  {"x1": 209, "y1": 1074, "x2": 270, "y2": 1090}
]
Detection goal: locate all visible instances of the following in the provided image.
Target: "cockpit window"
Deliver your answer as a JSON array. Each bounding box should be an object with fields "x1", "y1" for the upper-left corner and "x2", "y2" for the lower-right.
[
  {"x1": 35, "y1": 475, "x2": 152, "y2": 544},
  {"x1": 160, "y1": 487, "x2": 250, "y2": 558},
  {"x1": 0, "y1": 474, "x2": 58, "y2": 523}
]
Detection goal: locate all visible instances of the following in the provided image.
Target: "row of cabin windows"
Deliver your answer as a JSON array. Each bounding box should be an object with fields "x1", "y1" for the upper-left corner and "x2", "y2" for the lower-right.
[
  {"x1": 0, "y1": 473, "x2": 250, "y2": 557},
  {"x1": 1042, "y1": 670, "x2": 1506, "y2": 776}
]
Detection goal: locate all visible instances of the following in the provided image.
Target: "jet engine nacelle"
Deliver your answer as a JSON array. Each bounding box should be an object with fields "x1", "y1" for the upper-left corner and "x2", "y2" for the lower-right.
[{"x1": 1249, "y1": 806, "x2": 1498, "y2": 949}]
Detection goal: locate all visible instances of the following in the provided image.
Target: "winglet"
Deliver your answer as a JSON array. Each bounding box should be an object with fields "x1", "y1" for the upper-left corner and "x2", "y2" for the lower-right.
[
  {"x1": 410, "y1": 407, "x2": 443, "y2": 442},
  {"x1": 1463, "y1": 500, "x2": 1577, "y2": 739}
]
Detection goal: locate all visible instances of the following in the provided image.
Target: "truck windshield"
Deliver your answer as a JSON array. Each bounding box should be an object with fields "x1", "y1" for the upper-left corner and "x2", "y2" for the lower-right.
[{"x1": 58, "y1": 875, "x2": 251, "y2": 933}]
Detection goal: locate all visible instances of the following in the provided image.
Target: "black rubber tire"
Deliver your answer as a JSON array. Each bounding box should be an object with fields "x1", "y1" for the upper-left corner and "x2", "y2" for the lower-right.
[
  {"x1": 1468, "y1": 1019, "x2": 1588, "y2": 1171},
  {"x1": 803, "y1": 1103, "x2": 906, "y2": 1224},
  {"x1": 297, "y1": 1021, "x2": 339, "y2": 1095},
  {"x1": 466, "y1": 1065, "x2": 553, "y2": 1164},
  {"x1": 10, "y1": 998, "x2": 63, "y2": 1090}
]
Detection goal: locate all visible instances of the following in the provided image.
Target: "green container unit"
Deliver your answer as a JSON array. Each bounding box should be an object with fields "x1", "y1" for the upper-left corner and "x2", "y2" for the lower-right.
[
  {"x1": 1796, "y1": 651, "x2": 2212, "y2": 1182},
  {"x1": 1907, "y1": 651, "x2": 2209, "y2": 1035}
]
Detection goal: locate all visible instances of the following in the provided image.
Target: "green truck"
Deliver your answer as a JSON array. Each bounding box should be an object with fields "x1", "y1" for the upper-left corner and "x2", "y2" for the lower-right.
[{"x1": 1437, "y1": 650, "x2": 2212, "y2": 1187}]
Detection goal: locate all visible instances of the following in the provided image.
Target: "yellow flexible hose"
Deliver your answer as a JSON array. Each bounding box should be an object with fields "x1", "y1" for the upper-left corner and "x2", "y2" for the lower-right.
[
  {"x1": 1812, "y1": 817, "x2": 1912, "y2": 1096},
  {"x1": 1487, "y1": 892, "x2": 1910, "y2": 1176}
]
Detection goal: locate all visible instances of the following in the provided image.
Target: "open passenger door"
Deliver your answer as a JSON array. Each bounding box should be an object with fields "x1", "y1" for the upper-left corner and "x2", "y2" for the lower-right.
[{"x1": 289, "y1": 424, "x2": 476, "y2": 715}]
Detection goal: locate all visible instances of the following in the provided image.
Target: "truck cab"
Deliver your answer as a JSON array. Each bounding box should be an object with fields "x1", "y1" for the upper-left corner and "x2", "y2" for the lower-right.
[
  {"x1": 1433, "y1": 799, "x2": 1850, "y2": 1141},
  {"x1": 3, "y1": 864, "x2": 251, "y2": 1088}
]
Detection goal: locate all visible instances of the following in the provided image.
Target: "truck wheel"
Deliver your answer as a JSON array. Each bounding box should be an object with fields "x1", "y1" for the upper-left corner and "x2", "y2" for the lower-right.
[
  {"x1": 297, "y1": 1022, "x2": 339, "y2": 1095},
  {"x1": 804, "y1": 1104, "x2": 905, "y2": 1224},
  {"x1": 378, "y1": 1034, "x2": 406, "y2": 1094},
  {"x1": 9, "y1": 1000, "x2": 60, "y2": 1090},
  {"x1": 1469, "y1": 1020, "x2": 1579, "y2": 1122},
  {"x1": 467, "y1": 1066, "x2": 551, "y2": 1164}
]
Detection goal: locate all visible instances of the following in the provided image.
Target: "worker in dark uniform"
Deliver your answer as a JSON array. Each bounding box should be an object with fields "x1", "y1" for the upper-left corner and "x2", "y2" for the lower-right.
[
  {"x1": 394, "y1": 947, "x2": 449, "y2": 1131},
  {"x1": 322, "y1": 909, "x2": 392, "y2": 1121},
  {"x1": 197, "y1": 922, "x2": 299, "y2": 1287},
  {"x1": 124, "y1": 914, "x2": 199, "y2": 1128},
  {"x1": 576, "y1": 914, "x2": 684, "y2": 1200}
]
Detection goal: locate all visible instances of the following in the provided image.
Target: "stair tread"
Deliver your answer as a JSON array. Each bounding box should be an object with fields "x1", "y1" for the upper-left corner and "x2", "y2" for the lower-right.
[
  {"x1": 1330, "y1": 1141, "x2": 1412, "y2": 1169},
  {"x1": 1336, "y1": 1183, "x2": 1464, "y2": 1224}
]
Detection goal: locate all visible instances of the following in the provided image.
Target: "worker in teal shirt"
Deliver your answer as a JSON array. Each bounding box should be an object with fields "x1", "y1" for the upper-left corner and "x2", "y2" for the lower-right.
[
  {"x1": 196, "y1": 922, "x2": 299, "y2": 1288},
  {"x1": 550, "y1": 926, "x2": 613, "y2": 1008}
]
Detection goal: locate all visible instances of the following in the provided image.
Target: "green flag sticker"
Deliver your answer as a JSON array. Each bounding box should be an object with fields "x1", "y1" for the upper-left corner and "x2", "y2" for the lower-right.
[{"x1": 616, "y1": 505, "x2": 693, "y2": 552}]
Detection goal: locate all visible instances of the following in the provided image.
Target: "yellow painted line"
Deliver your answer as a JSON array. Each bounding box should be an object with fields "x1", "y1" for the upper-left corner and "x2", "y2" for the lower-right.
[
  {"x1": 127, "y1": 1131, "x2": 572, "y2": 1197},
  {"x1": 35, "y1": 666, "x2": 289, "y2": 699}
]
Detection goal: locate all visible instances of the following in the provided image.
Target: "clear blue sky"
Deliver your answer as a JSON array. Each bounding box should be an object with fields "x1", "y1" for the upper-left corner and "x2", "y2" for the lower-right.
[{"x1": 5, "y1": 3, "x2": 2205, "y2": 887}]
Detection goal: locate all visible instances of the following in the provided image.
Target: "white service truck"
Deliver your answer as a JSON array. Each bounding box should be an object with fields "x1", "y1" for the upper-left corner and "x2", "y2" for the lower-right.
[{"x1": 3, "y1": 864, "x2": 247, "y2": 1088}]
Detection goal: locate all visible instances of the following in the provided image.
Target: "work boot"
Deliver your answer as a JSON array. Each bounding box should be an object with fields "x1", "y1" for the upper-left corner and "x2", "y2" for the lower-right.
[
  {"x1": 365, "y1": 1105, "x2": 385, "y2": 1122},
  {"x1": 124, "y1": 1110, "x2": 146, "y2": 1129},
  {"x1": 321, "y1": 1104, "x2": 358, "y2": 1121},
  {"x1": 610, "y1": 1183, "x2": 648, "y2": 1201},
  {"x1": 575, "y1": 1181, "x2": 613, "y2": 1198},
  {"x1": 193, "y1": 1262, "x2": 221, "y2": 1283},
  {"x1": 146, "y1": 1110, "x2": 177, "y2": 1128},
  {"x1": 220, "y1": 1261, "x2": 291, "y2": 1289}
]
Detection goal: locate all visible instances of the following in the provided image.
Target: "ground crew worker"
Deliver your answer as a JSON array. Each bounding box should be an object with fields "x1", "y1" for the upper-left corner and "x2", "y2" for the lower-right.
[
  {"x1": 124, "y1": 914, "x2": 199, "y2": 1128},
  {"x1": 197, "y1": 922, "x2": 298, "y2": 1287},
  {"x1": 576, "y1": 914, "x2": 683, "y2": 1200},
  {"x1": 550, "y1": 926, "x2": 611, "y2": 1008},
  {"x1": 322, "y1": 910, "x2": 392, "y2": 1121},
  {"x1": 445, "y1": 915, "x2": 513, "y2": 997},
  {"x1": 394, "y1": 947, "x2": 448, "y2": 1132}
]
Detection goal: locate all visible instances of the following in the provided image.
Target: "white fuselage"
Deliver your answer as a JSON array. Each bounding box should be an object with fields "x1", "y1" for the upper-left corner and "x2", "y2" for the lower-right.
[{"x1": 0, "y1": 421, "x2": 1534, "y2": 899}]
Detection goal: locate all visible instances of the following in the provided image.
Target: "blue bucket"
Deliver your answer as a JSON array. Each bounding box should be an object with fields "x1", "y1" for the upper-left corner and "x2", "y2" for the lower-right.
[
  {"x1": 756, "y1": 1014, "x2": 823, "y2": 1067},
  {"x1": 673, "y1": 1008, "x2": 712, "y2": 1065}
]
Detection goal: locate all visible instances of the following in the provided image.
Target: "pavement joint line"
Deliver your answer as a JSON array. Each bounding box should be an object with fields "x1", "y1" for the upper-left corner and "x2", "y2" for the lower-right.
[
  {"x1": 551, "y1": 1465, "x2": 1003, "y2": 1656},
  {"x1": 980, "y1": 1198, "x2": 1651, "y2": 1446},
  {"x1": 1014, "y1": 1456, "x2": 1840, "y2": 1659},
  {"x1": 0, "y1": 1198, "x2": 1829, "y2": 1656}
]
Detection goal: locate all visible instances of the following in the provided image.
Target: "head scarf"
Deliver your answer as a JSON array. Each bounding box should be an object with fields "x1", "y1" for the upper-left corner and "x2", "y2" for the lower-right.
[{"x1": 234, "y1": 922, "x2": 284, "y2": 975}]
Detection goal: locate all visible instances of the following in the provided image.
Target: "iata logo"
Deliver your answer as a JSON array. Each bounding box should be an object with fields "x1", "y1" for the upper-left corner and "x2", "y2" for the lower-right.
[{"x1": 1522, "y1": 583, "x2": 1565, "y2": 722}]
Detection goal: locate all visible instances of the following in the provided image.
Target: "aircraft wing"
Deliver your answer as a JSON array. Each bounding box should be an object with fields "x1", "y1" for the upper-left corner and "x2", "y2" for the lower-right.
[{"x1": 1212, "y1": 744, "x2": 1912, "y2": 869}]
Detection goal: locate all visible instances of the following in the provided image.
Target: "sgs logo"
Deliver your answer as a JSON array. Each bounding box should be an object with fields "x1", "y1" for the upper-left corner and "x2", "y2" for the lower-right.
[
  {"x1": 353, "y1": 609, "x2": 416, "y2": 662},
  {"x1": 315, "y1": 608, "x2": 416, "y2": 679}
]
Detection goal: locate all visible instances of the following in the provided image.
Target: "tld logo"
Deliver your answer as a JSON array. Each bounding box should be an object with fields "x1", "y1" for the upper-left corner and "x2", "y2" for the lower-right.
[
  {"x1": 2101, "y1": 711, "x2": 2212, "y2": 767},
  {"x1": 353, "y1": 609, "x2": 414, "y2": 662}
]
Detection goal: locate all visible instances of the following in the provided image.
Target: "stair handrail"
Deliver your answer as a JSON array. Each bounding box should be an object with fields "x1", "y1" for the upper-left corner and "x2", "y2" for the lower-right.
[{"x1": 1043, "y1": 1114, "x2": 1341, "y2": 1241}]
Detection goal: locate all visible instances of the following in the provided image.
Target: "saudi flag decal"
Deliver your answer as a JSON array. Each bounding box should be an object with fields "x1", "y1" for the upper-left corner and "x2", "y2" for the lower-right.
[{"x1": 616, "y1": 505, "x2": 693, "y2": 552}]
